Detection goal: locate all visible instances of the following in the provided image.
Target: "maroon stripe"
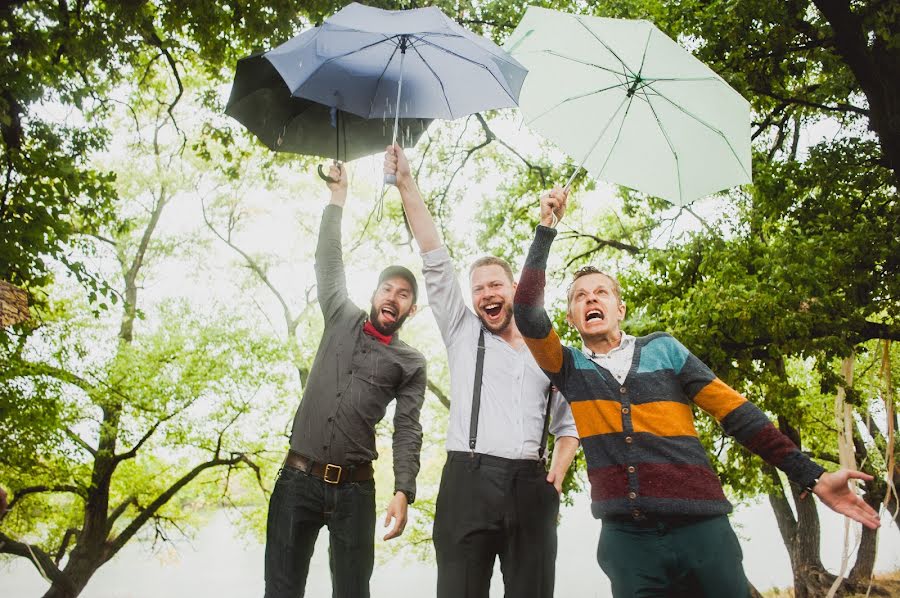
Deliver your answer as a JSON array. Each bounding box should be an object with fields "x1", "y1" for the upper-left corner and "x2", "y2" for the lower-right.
[
  {"x1": 516, "y1": 267, "x2": 545, "y2": 305},
  {"x1": 588, "y1": 466, "x2": 628, "y2": 501},
  {"x1": 743, "y1": 423, "x2": 797, "y2": 465},
  {"x1": 637, "y1": 463, "x2": 727, "y2": 501}
]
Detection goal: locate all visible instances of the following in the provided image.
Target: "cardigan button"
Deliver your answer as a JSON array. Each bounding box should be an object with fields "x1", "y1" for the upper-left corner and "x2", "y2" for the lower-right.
[
  {"x1": 627, "y1": 466, "x2": 635, "y2": 473},
  {"x1": 628, "y1": 492, "x2": 637, "y2": 499},
  {"x1": 619, "y1": 387, "x2": 627, "y2": 394},
  {"x1": 622, "y1": 407, "x2": 630, "y2": 414},
  {"x1": 625, "y1": 436, "x2": 633, "y2": 444}
]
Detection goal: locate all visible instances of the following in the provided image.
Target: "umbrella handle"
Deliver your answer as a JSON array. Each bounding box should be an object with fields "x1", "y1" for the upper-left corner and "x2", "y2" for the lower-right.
[
  {"x1": 318, "y1": 164, "x2": 339, "y2": 184},
  {"x1": 384, "y1": 173, "x2": 397, "y2": 185}
]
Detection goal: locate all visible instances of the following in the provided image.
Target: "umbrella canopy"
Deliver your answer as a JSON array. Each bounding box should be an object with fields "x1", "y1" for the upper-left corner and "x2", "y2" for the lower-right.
[
  {"x1": 264, "y1": 2, "x2": 527, "y2": 121},
  {"x1": 226, "y1": 51, "x2": 431, "y2": 162},
  {"x1": 506, "y1": 7, "x2": 752, "y2": 205}
]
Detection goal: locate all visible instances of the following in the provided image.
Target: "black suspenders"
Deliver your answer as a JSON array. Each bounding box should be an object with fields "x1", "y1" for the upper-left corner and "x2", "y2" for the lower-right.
[{"x1": 469, "y1": 328, "x2": 554, "y2": 460}]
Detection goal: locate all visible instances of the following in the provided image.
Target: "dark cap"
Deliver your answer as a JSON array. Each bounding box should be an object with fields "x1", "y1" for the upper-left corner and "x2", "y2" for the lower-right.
[{"x1": 377, "y1": 265, "x2": 418, "y2": 302}]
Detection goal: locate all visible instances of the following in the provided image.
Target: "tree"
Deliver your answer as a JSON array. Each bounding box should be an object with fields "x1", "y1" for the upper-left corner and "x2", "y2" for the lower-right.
[{"x1": 0, "y1": 96, "x2": 291, "y2": 597}]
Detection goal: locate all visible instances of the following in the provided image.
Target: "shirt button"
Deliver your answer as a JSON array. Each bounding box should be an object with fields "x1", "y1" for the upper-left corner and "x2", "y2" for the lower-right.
[
  {"x1": 322, "y1": 445, "x2": 328, "y2": 450},
  {"x1": 327, "y1": 417, "x2": 334, "y2": 422},
  {"x1": 622, "y1": 407, "x2": 630, "y2": 414},
  {"x1": 627, "y1": 466, "x2": 635, "y2": 473},
  {"x1": 628, "y1": 491, "x2": 637, "y2": 499},
  {"x1": 632, "y1": 509, "x2": 641, "y2": 519},
  {"x1": 625, "y1": 436, "x2": 633, "y2": 444},
  {"x1": 619, "y1": 387, "x2": 627, "y2": 394}
]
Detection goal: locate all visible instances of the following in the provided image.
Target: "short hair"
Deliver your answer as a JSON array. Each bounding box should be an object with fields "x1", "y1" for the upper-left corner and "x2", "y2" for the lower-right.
[
  {"x1": 566, "y1": 265, "x2": 623, "y2": 307},
  {"x1": 469, "y1": 255, "x2": 514, "y2": 282}
]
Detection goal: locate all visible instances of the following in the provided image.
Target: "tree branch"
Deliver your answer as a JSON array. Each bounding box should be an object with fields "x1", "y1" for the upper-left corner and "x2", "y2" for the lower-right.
[
  {"x1": 752, "y1": 88, "x2": 869, "y2": 117},
  {"x1": 104, "y1": 452, "x2": 257, "y2": 561},
  {"x1": 0, "y1": 531, "x2": 68, "y2": 588},
  {"x1": 8, "y1": 485, "x2": 84, "y2": 512},
  {"x1": 427, "y1": 379, "x2": 450, "y2": 410}
]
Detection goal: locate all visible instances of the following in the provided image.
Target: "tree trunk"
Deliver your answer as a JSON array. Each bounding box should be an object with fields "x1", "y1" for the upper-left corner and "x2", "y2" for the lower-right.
[{"x1": 811, "y1": 0, "x2": 900, "y2": 187}]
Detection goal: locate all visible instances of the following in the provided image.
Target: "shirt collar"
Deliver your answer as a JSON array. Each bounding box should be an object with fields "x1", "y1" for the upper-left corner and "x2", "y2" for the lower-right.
[{"x1": 582, "y1": 332, "x2": 634, "y2": 359}]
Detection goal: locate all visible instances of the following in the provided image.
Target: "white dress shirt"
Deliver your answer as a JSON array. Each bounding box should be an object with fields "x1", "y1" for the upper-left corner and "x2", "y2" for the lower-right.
[
  {"x1": 422, "y1": 247, "x2": 578, "y2": 460},
  {"x1": 582, "y1": 333, "x2": 636, "y2": 384}
]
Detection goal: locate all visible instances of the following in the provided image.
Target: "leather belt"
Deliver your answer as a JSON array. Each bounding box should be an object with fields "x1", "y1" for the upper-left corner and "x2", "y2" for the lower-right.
[{"x1": 283, "y1": 451, "x2": 373, "y2": 484}]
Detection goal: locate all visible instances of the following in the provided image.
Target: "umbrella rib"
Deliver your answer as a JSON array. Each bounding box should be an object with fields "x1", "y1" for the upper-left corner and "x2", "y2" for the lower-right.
[
  {"x1": 525, "y1": 81, "x2": 631, "y2": 126},
  {"x1": 573, "y1": 16, "x2": 636, "y2": 78},
  {"x1": 643, "y1": 84, "x2": 751, "y2": 181},
  {"x1": 636, "y1": 88, "x2": 684, "y2": 204},
  {"x1": 535, "y1": 49, "x2": 630, "y2": 79},
  {"x1": 643, "y1": 76, "x2": 721, "y2": 83},
  {"x1": 367, "y1": 41, "x2": 403, "y2": 118},
  {"x1": 594, "y1": 95, "x2": 636, "y2": 181},
  {"x1": 637, "y1": 27, "x2": 652, "y2": 76},
  {"x1": 408, "y1": 40, "x2": 455, "y2": 119},
  {"x1": 413, "y1": 37, "x2": 519, "y2": 105}
]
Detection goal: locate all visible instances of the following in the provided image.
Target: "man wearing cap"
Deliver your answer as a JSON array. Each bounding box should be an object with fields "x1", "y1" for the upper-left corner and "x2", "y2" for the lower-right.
[
  {"x1": 385, "y1": 146, "x2": 579, "y2": 598},
  {"x1": 264, "y1": 164, "x2": 427, "y2": 598}
]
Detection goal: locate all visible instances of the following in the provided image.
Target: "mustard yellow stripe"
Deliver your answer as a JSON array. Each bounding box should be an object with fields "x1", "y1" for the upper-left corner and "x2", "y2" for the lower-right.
[
  {"x1": 631, "y1": 401, "x2": 697, "y2": 437},
  {"x1": 523, "y1": 332, "x2": 563, "y2": 374},
  {"x1": 570, "y1": 399, "x2": 623, "y2": 437},
  {"x1": 693, "y1": 378, "x2": 747, "y2": 421}
]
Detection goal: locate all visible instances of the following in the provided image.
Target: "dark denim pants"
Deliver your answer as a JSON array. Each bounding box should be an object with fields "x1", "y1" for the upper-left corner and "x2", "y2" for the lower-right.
[{"x1": 264, "y1": 466, "x2": 376, "y2": 598}]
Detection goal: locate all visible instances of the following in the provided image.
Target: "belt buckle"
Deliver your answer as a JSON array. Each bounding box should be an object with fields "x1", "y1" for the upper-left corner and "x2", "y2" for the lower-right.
[{"x1": 323, "y1": 463, "x2": 342, "y2": 484}]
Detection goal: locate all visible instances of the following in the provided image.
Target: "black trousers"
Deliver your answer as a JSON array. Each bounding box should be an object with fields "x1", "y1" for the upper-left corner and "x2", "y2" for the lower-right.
[
  {"x1": 433, "y1": 452, "x2": 560, "y2": 598},
  {"x1": 264, "y1": 466, "x2": 376, "y2": 598}
]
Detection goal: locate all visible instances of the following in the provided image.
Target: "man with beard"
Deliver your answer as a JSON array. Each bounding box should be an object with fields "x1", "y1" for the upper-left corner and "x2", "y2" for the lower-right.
[
  {"x1": 265, "y1": 164, "x2": 427, "y2": 598},
  {"x1": 514, "y1": 188, "x2": 881, "y2": 597},
  {"x1": 384, "y1": 146, "x2": 579, "y2": 598}
]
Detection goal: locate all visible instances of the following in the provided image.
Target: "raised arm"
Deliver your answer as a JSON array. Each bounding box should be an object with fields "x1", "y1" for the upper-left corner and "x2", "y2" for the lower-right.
[
  {"x1": 314, "y1": 163, "x2": 353, "y2": 325},
  {"x1": 384, "y1": 145, "x2": 468, "y2": 342},
  {"x1": 514, "y1": 188, "x2": 570, "y2": 383},
  {"x1": 384, "y1": 144, "x2": 441, "y2": 252}
]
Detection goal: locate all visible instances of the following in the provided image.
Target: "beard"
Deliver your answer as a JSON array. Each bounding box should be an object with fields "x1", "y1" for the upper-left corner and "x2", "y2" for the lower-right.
[
  {"x1": 369, "y1": 304, "x2": 409, "y2": 336},
  {"x1": 477, "y1": 302, "x2": 513, "y2": 334}
]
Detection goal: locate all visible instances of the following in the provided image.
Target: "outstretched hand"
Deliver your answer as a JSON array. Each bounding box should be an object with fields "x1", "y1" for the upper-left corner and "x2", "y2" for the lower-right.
[
  {"x1": 812, "y1": 469, "x2": 881, "y2": 530},
  {"x1": 383, "y1": 491, "x2": 409, "y2": 541},
  {"x1": 540, "y1": 187, "x2": 568, "y2": 227},
  {"x1": 384, "y1": 144, "x2": 412, "y2": 188}
]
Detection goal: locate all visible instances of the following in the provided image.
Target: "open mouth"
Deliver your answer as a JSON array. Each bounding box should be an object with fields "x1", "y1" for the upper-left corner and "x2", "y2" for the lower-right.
[
  {"x1": 586, "y1": 309, "x2": 605, "y2": 322},
  {"x1": 482, "y1": 302, "x2": 502, "y2": 318},
  {"x1": 381, "y1": 305, "x2": 398, "y2": 324}
]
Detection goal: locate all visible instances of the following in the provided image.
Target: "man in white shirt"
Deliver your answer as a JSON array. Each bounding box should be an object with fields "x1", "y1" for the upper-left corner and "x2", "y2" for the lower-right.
[{"x1": 385, "y1": 146, "x2": 580, "y2": 598}]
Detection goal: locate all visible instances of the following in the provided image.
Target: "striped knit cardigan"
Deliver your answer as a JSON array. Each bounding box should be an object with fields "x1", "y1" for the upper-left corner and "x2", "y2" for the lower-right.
[{"x1": 514, "y1": 225, "x2": 825, "y2": 519}]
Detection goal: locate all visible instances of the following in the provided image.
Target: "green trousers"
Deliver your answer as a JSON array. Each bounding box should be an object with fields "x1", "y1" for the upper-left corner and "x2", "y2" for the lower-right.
[{"x1": 597, "y1": 515, "x2": 752, "y2": 598}]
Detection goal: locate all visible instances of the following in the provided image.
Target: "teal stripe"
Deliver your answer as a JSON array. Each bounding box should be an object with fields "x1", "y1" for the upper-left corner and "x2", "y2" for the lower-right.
[
  {"x1": 637, "y1": 335, "x2": 689, "y2": 374},
  {"x1": 572, "y1": 348, "x2": 598, "y2": 370}
]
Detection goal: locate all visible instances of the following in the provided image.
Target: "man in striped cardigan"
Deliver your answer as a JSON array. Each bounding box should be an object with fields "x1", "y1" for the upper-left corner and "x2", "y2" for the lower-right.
[{"x1": 513, "y1": 187, "x2": 881, "y2": 597}]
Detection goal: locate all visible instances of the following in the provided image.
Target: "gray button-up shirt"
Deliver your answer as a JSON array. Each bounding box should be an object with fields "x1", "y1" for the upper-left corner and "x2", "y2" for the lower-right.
[
  {"x1": 421, "y1": 246, "x2": 578, "y2": 460},
  {"x1": 289, "y1": 205, "x2": 427, "y2": 500}
]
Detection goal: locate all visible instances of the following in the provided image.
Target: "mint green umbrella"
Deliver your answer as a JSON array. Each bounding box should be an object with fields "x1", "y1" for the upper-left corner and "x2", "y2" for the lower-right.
[{"x1": 505, "y1": 7, "x2": 751, "y2": 205}]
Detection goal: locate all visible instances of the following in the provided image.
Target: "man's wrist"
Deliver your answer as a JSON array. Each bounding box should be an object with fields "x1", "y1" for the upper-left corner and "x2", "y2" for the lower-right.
[{"x1": 395, "y1": 489, "x2": 414, "y2": 504}]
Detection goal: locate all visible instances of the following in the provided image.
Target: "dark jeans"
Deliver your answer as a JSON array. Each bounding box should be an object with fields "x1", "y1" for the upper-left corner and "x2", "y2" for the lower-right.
[
  {"x1": 433, "y1": 452, "x2": 560, "y2": 598},
  {"x1": 597, "y1": 514, "x2": 752, "y2": 598},
  {"x1": 264, "y1": 466, "x2": 376, "y2": 598}
]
